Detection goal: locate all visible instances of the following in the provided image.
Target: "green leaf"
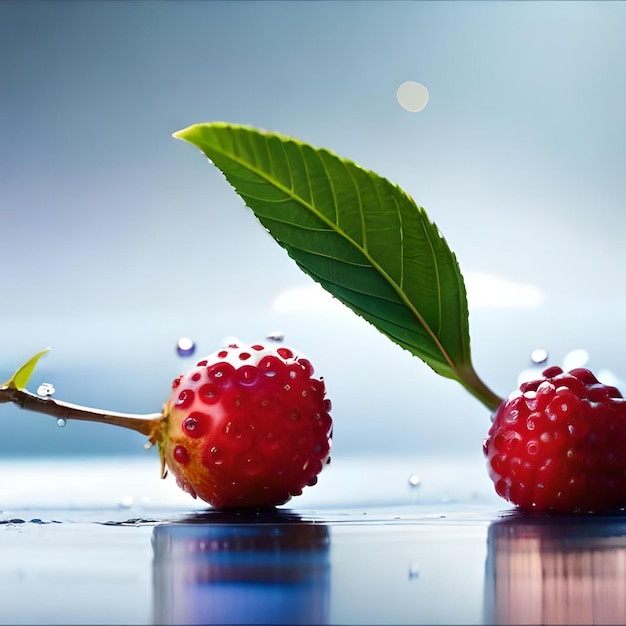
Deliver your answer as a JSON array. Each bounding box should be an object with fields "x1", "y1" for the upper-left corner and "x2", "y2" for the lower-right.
[
  {"x1": 3, "y1": 348, "x2": 50, "y2": 391},
  {"x1": 174, "y1": 123, "x2": 501, "y2": 410}
]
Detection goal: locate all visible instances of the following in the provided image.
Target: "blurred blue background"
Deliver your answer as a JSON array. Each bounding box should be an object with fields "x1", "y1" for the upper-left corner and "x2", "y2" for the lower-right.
[{"x1": 1, "y1": 0, "x2": 625, "y2": 460}]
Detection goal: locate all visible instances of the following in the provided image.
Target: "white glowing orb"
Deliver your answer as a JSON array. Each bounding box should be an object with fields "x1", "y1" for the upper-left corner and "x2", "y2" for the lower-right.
[{"x1": 396, "y1": 81, "x2": 429, "y2": 112}]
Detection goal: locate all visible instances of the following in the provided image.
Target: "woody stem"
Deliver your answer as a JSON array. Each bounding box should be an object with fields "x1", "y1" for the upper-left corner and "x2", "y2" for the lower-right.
[{"x1": 0, "y1": 385, "x2": 163, "y2": 441}]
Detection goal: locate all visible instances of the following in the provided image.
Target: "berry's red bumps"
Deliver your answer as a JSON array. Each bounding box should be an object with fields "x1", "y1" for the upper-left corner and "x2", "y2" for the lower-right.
[
  {"x1": 160, "y1": 343, "x2": 332, "y2": 508},
  {"x1": 484, "y1": 366, "x2": 626, "y2": 512}
]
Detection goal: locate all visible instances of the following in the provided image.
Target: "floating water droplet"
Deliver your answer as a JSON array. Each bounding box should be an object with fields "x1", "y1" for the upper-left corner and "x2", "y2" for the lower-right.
[
  {"x1": 266, "y1": 331, "x2": 284, "y2": 343},
  {"x1": 36, "y1": 382, "x2": 55, "y2": 397},
  {"x1": 56, "y1": 418, "x2": 66, "y2": 428},
  {"x1": 530, "y1": 348, "x2": 548, "y2": 364},
  {"x1": 408, "y1": 474, "x2": 421, "y2": 488},
  {"x1": 176, "y1": 337, "x2": 196, "y2": 357},
  {"x1": 118, "y1": 496, "x2": 134, "y2": 509},
  {"x1": 408, "y1": 562, "x2": 420, "y2": 579}
]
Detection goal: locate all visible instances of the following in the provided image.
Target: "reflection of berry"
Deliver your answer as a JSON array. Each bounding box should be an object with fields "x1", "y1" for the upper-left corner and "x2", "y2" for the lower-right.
[
  {"x1": 161, "y1": 342, "x2": 333, "y2": 508},
  {"x1": 483, "y1": 366, "x2": 626, "y2": 512}
]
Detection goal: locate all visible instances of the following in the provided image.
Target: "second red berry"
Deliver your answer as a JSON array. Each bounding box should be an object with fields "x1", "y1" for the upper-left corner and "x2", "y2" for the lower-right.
[{"x1": 484, "y1": 366, "x2": 626, "y2": 512}]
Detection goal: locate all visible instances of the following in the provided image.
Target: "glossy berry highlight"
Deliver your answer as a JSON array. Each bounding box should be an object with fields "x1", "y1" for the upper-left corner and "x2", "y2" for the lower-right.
[
  {"x1": 160, "y1": 342, "x2": 333, "y2": 508},
  {"x1": 483, "y1": 366, "x2": 626, "y2": 512}
]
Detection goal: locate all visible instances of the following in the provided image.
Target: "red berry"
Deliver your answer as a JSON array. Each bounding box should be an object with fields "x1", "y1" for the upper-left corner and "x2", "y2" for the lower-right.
[
  {"x1": 483, "y1": 367, "x2": 626, "y2": 512},
  {"x1": 160, "y1": 342, "x2": 332, "y2": 508}
]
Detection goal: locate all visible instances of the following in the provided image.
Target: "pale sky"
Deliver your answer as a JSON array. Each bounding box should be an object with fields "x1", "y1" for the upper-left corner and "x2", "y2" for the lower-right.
[{"x1": 2, "y1": 1, "x2": 626, "y2": 457}]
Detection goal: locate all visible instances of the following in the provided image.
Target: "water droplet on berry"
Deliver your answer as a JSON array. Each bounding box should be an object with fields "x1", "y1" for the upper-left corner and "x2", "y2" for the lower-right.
[
  {"x1": 207, "y1": 362, "x2": 235, "y2": 386},
  {"x1": 56, "y1": 418, "x2": 66, "y2": 428},
  {"x1": 183, "y1": 417, "x2": 198, "y2": 432},
  {"x1": 277, "y1": 347, "x2": 294, "y2": 360},
  {"x1": 527, "y1": 441, "x2": 539, "y2": 455},
  {"x1": 208, "y1": 447, "x2": 224, "y2": 466},
  {"x1": 298, "y1": 359, "x2": 314, "y2": 378},
  {"x1": 233, "y1": 366, "x2": 259, "y2": 388},
  {"x1": 175, "y1": 389, "x2": 195, "y2": 409},
  {"x1": 37, "y1": 383, "x2": 55, "y2": 397},
  {"x1": 259, "y1": 355, "x2": 282, "y2": 378},
  {"x1": 174, "y1": 445, "x2": 190, "y2": 464},
  {"x1": 198, "y1": 383, "x2": 220, "y2": 405},
  {"x1": 530, "y1": 348, "x2": 549, "y2": 364},
  {"x1": 408, "y1": 562, "x2": 420, "y2": 579},
  {"x1": 182, "y1": 413, "x2": 209, "y2": 438},
  {"x1": 408, "y1": 474, "x2": 421, "y2": 488},
  {"x1": 176, "y1": 337, "x2": 196, "y2": 357},
  {"x1": 523, "y1": 390, "x2": 538, "y2": 410}
]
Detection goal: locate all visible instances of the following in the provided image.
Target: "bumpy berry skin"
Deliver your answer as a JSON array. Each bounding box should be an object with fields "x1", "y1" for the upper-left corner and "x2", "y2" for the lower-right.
[
  {"x1": 161, "y1": 342, "x2": 332, "y2": 508},
  {"x1": 483, "y1": 366, "x2": 626, "y2": 512}
]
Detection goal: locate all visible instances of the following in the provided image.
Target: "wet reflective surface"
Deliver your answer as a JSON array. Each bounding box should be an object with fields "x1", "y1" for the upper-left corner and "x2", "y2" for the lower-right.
[
  {"x1": 3, "y1": 458, "x2": 626, "y2": 624},
  {"x1": 153, "y1": 513, "x2": 331, "y2": 625},
  {"x1": 486, "y1": 514, "x2": 626, "y2": 625}
]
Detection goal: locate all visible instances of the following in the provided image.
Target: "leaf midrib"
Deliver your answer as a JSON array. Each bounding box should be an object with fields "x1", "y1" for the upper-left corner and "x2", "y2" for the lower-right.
[{"x1": 215, "y1": 130, "x2": 458, "y2": 375}]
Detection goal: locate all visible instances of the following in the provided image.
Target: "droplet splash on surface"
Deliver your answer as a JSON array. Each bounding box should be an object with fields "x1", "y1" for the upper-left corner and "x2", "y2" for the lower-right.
[
  {"x1": 176, "y1": 337, "x2": 196, "y2": 357},
  {"x1": 56, "y1": 418, "x2": 66, "y2": 428},
  {"x1": 36, "y1": 382, "x2": 55, "y2": 397}
]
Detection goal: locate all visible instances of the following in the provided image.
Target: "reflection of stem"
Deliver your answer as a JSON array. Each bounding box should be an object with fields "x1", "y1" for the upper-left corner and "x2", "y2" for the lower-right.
[{"x1": 0, "y1": 385, "x2": 163, "y2": 443}]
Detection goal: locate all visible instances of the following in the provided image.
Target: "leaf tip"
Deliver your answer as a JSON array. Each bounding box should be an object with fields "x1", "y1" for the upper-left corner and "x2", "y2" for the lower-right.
[
  {"x1": 172, "y1": 126, "x2": 193, "y2": 142},
  {"x1": 4, "y1": 347, "x2": 52, "y2": 391}
]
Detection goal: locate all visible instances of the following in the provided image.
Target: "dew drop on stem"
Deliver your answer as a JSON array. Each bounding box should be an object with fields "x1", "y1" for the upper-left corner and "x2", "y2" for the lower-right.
[
  {"x1": 37, "y1": 383, "x2": 56, "y2": 397},
  {"x1": 56, "y1": 418, "x2": 66, "y2": 428}
]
